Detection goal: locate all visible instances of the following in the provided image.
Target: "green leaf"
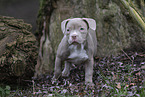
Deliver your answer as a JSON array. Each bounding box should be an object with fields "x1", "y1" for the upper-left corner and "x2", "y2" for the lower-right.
[
  {"x1": 5, "y1": 90, "x2": 10, "y2": 95},
  {"x1": 0, "y1": 87, "x2": 4, "y2": 91},
  {"x1": 5, "y1": 86, "x2": 10, "y2": 90}
]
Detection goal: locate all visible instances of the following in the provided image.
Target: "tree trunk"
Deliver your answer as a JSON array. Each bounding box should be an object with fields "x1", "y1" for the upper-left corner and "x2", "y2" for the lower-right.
[
  {"x1": 34, "y1": 0, "x2": 57, "y2": 78},
  {"x1": 35, "y1": 0, "x2": 145, "y2": 77}
]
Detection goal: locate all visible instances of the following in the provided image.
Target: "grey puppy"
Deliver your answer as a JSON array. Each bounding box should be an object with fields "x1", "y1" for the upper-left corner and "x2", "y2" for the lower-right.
[{"x1": 52, "y1": 18, "x2": 97, "y2": 85}]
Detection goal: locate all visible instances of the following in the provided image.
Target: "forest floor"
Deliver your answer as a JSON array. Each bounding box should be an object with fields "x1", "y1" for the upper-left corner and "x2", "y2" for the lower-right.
[{"x1": 5, "y1": 51, "x2": 145, "y2": 96}]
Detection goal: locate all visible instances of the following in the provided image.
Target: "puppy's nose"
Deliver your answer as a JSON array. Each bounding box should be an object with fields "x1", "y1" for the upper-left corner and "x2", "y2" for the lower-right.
[{"x1": 72, "y1": 35, "x2": 76, "y2": 40}]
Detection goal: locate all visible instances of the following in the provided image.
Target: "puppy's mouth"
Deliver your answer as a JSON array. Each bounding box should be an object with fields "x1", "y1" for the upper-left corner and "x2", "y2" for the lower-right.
[
  {"x1": 71, "y1": 40, "x2": 79, "y2": 44},
  {"x1": 68, "y1": 37, "x2": 83, "y2": 45}
]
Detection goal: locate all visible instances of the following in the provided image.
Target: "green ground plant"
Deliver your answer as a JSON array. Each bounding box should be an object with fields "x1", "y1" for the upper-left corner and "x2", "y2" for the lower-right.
[{"x1": 0, "y1": 85, "x2": 10, "y2": 97}]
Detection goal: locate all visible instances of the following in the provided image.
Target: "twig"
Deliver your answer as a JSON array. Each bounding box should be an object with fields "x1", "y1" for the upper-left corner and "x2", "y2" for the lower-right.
[
  {"x1": 32, "y1": 80, "x2": 36, "y2": 95},
  {"x1": 120, "y1": 48, "x2": 134, "y2": 65}
]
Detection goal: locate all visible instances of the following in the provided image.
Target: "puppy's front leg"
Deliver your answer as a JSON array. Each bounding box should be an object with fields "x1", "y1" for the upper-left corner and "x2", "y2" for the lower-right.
[
  {"x1": 85, "y1": 57, "x2": 94, "y2": 84},
  {"x1": 62, "y1": 61, "x2": 70, "y2": 77},
  {"x1": 53, "y1": 57, "x2": 62, "y2": 80}
]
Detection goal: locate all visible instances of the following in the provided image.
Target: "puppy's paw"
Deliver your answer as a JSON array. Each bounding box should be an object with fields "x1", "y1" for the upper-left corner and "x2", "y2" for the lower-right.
[
  {"x1": 51, "y1": 76, "x2": 58, "y2": 84},
  {"x1": 62, "y1": 70, "x2": 70, "y2": 77},
  {"x1": 85, "y1": 82, "x2": 95, "y2": 90}
]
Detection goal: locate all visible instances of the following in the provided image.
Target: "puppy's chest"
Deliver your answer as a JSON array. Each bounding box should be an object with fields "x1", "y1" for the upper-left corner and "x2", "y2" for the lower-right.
[{"x1": 66, "y1": 44, "x2": 89, "y2": 64}]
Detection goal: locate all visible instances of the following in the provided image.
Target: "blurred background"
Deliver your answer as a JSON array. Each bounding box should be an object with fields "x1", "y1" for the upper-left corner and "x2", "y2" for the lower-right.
[{"x1": 0, "y1": 0, "x2": 39, "y2": 33}]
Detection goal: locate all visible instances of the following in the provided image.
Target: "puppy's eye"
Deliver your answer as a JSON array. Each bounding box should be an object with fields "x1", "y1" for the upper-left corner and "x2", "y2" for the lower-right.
[
  {"x1": 66, "y1": 29, "x2": 70, "y2": 34},
  {"x1": 80, "y1": 27, "x2": 84, "y2": 31}
]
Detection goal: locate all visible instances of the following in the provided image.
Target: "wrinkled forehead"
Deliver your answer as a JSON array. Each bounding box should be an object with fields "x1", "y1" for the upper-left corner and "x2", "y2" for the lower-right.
[{"x1": 66, "y1": 18, "x2": 88, "y2": 28}]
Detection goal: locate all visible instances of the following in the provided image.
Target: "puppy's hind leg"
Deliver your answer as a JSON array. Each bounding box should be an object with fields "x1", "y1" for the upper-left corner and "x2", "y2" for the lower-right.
[{"x1": 62, "y1": 61, "x2": 70, "y2": 77}]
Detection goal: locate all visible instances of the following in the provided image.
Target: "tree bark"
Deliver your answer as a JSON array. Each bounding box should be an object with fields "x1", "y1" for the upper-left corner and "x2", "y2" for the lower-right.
[{"x1": 34, "y1": 0, "x2": 57, "y2": 78}]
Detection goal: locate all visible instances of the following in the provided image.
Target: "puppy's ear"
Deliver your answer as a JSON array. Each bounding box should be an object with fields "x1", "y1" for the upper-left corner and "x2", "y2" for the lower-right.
[
  {"x1": 61, "y1": 19, "x2": 70, "y2": 34},
  {"x1": 82, "y1": 18, "x2": 96, "y2": 30}
]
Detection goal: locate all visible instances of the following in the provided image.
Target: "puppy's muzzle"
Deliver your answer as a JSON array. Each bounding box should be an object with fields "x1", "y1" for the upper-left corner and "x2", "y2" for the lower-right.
[
  {"x1": 70, "y1": 33, "x2": 79, "y2": 43},
  {"x1": 72, "y1": 35, "x2": 76, "y2": 40}
]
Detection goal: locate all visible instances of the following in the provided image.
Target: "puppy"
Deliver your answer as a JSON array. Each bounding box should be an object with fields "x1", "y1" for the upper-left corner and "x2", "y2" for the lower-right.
[{"x1": 52, "y1": 18, "x2": 97, "y2": 85}]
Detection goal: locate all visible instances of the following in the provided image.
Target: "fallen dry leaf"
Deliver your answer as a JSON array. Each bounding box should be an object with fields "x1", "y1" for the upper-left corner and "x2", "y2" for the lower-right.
[{"x1": 116, "y1": 83, "x2": 121, "y2": 89}]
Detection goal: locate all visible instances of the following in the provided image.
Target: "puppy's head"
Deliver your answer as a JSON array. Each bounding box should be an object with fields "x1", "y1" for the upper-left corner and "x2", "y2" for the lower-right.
[{"x1": 61, "y1": 18, "x2": 96, "y2": 44}]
